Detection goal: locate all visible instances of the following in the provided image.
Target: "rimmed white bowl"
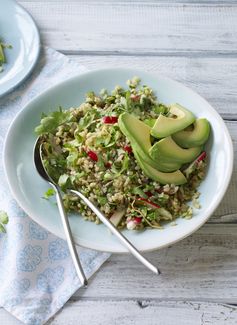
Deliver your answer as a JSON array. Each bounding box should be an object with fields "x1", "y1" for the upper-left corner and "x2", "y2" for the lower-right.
[{"x1": 3, "y1": 68, "x2": 233, "y2": 252}]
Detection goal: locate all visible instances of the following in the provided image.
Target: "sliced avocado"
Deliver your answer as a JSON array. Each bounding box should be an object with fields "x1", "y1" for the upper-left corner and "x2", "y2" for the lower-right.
[
  {"x1": 118, "y1": 112, "x2": 151, "y2": 155},
  {"x1": 149, "y1": 136, "x2": 202, "y2": 163},
  {"x1": 151, "y1": 103, "x2": 195, "y2": 138},
  {"x1": 134, "y1": 151, "x2": 187, "y2": 185},
  {"x1": 132, "y1": 145, "x2": 182, "y2": 172},
  {"x1": 172, "y1": 118, "x2": 210, "y2": 148},
  {"x1": 118, "y1": 113, "x2": 181, "y2": 172}
]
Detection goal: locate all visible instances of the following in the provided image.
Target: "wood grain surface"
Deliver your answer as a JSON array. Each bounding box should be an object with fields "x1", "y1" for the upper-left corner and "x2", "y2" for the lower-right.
[
  {"x1": 20, "y1": 1, "x2": 237, "y2": 54},
  {"x1": 70, "y1": 55, "x2": 237, "y2": 119},
  {"x1": 1, "y1": 0, "x2": 237, "y2": 324}
]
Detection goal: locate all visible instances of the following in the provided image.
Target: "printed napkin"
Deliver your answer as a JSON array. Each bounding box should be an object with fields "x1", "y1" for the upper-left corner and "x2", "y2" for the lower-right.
[{"x1": 0, "y1": 47, "x2": 110, "y2": 325}]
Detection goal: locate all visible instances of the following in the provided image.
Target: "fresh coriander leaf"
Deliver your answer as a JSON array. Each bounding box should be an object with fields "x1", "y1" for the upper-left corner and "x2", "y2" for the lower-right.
[
  {"x1": 0, "y1": 223, "x2": 6, "y2": 233},
  {"x1": 144, "y1": 118, "x2": 156, "y2": 127},
  {"x1": 43, "y1": 188, "x2": 55, "y2": 199},
  {"x1": 35, "y1": 108, "x2": 72, "y2": 135},
  {"x1": 97, "y1": 196, "x2": 107, "y2": 205},
  {"x1": 0, "y1": 211, "x2": 9, "y2": 224},
  {"x1": 77, "y1": 112, "x2": 95, "y2": 131},
  {"x1": 0, "y1": 43, "x2": 5, "y2": 63},
  {"x1": 58, "y1": 174, "x2": 70, "y2": 191},
  {"x1": 132, "y1": 187, "x2": 147, "y2": 198}
]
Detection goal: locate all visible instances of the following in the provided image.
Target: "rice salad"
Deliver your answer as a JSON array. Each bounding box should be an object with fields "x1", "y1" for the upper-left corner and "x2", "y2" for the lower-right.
[{"x1": 35, "y1": 77, "x2": 207, "y2": 231}]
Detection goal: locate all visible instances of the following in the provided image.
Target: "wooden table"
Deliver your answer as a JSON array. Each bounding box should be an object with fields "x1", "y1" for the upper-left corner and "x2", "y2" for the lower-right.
[{"x1": 1, "y1": 1, "x2": 237, "y2": 324}]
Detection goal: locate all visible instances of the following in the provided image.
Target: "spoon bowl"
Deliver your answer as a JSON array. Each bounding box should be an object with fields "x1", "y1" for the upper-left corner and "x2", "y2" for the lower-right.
[{"x1": 33, "y1": 137, "x2": 88, "y2": 286}]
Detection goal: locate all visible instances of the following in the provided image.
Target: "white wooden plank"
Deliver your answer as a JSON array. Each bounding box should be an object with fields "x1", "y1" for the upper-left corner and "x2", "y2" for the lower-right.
[
  {"x1": 19, "y1": 1, "x2": 237, "y2": 53},
  {"x1": 20, "y1": 0, "x2": 237, "y2": 3},
  {"x1": 68, "y1": 55, "x2": 237, "y2": 118},
  {"x1": 45, "y1": 300, "x2": 237, "y2": 325},
  {"x1": 211, "y1": 122, "x2": 237, "y2": 222},
  {"x1": 0, "y1": 2, "x2": 235, "y2": 325},
  {"x1": 0, "y1": 309, "x2": 22, "y2": 325},
  {"x1": 1, "y1": 300, "x2": 236, "y2": 325},
  {"x1": 71, "y1": 224, "x2": 237, "y2": 301}
]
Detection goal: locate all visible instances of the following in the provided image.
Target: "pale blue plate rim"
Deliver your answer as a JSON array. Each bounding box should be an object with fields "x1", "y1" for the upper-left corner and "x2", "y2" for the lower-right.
[{"x1": 0, "y1": 1, "x2": 41, "y2": 97}]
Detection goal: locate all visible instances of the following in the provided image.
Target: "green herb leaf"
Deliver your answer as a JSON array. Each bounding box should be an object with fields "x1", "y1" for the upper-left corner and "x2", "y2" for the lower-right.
[
  {"x1": 58, "y1": 174, "x2": 70, "y2": 191},
  {"x1": 153, "y1": 104, "x2": 169, "y2": 115},
  {"x1": 0, "y1": 223, "x2": 6, "y2": 233},
  {"x1": 121, "y1": 153, "x2": 129, "y2": 172},
  {"x1": 132, "y1": 187, "x2": 147, "y2": 198},
  {"x1": 35, "y1": 107, "x2": 72, "y2": 135},
  {"x1": 97, "y1": 196, "x2": 107, "y2": 205},
  {"x1": 77, "y1": 112, "x2": 95, "y2": 131},
  {"x1": 43, "y1": 188, "x2": 56, "y2": 199},
  {"x1": 144, "y1": 118, "x2": 156, "y2": 127},
  {"x1": 0, "y1": 43, "x2": 5, "y2": 63},
  {"x1": 0, "y1": 211, "x2": 9, "y2": 224}
]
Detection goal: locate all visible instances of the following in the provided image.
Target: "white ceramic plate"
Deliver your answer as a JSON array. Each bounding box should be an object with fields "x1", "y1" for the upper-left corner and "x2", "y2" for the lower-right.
[
  {"x1": 3, "y1": 68, "x2": 233, "y2": 252},
  {"x1": 0, "y1": 0, "x2": 40, "y2": 97}
]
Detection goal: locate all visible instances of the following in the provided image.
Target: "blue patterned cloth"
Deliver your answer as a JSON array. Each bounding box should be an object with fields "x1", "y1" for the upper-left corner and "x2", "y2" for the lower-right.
[{"x1": 0, "y1": 47, "x2": 110, "y2": 325}]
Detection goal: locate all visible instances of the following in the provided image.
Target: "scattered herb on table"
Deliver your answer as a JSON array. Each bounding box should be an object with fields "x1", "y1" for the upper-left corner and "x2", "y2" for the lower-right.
[
  {"x1": 0, "y1": 39, "x2": 12, "y2": 72},
  {"x1": 0, "y1": 211, "x2": 9, "y2": 233}
]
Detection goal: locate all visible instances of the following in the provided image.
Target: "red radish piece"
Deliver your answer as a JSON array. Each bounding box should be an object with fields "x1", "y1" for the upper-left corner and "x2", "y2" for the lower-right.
[
  {"x1": 102, "y1": 116, "x2": 118, "y2": 124},
  {"x1": 134, "y1": 217, "x2": 142, "y2": 224},
  {"x1": 131, "y1": 94, "x2": 140, "y2": 102},
  {"x1": 145, "y1": 191, "x2": 153, "y2": 197},
  {"x1": 123, "y1": 145, "x2": 132, "y2": 153},
  {"x1": 127, "y1": 220, "x2": 136, "y2": 230},
  {"x1": 196, "y1": 151, "x2": 206, "y2": 163},
  {"x1": 184, "y1": 151, "x2": 207, "y2": 178},
  {"x1": 105, "y1": 162, "x2": 111, "y2": 168},
  {"x1": 87, "y1": 150, "x2": 98, "y2": 162},
  {"x1": 136, "y1": 198, "x2": 160, "y2": 209}
]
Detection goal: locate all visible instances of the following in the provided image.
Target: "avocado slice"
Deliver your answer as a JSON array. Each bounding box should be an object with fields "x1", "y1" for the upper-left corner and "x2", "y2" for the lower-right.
[
  {"x1": 134, "y1": 151, "x2": 187, "y2": 185},
  {"x1": 118, "y1": 113, "x2": 181, "y2": 172},
  {"x1": 149, "y1": 136, "x2": 202, "y2": 163},
  {"x1": 172, "y1": 118, "x2": 210, "y2": 148},
  {"x1": 133, "y1": 146, "x2": 182, "y2": 172},
  {"x1": 151, "y1": 104, "x2": 195, "y2": 138},
  {"x1": 118, "y1": 112, "x2": 151, "y2": 156}
]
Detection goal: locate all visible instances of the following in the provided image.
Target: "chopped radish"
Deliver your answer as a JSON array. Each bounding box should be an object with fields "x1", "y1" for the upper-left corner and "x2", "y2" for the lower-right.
[
  {"x1": 110, "y1": 209, "x2": 126, "y2": 227},
  {"x1": 136, "y1": 198, "x2": 160, "y2": 209},
  {"x1": 131, "y1": 94, "x2": 140, "y2": 102},
  {"x1": 105, "y1": 162, "x2": 112, "y2": 168},
  {"x1": 127, "y1": 220, "x2": 137, "y2": 230},
  {"x1": 102, "y1": 116, "x2": 118, "y2": 124},
  {"x1": 184, "y1": 151, "x2": 207, "y2": 178},
  {"x1": 134, "y1": 217, "x2": 142, "y2": 224},
  {"x1": 145, "y1": 191, "x2": 153, "y2": 197},
  {"x1": 123, "y1": 145, "x2": 132, "y2": 153},
  {"x1": 196, "y1": 151, "x2": 206, "y2": 162},
  {"x1": 87, "y1": 150, "x2": 98, "y2": 161}
]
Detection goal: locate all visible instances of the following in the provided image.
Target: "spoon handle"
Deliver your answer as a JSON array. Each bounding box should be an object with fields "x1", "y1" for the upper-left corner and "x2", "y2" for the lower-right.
[
  {"x1": 70, "y1": 190, "x2": 160, "y2": 275},
  {"x1": 53, "y1": 185, "x2": 88, "y2": 286}
]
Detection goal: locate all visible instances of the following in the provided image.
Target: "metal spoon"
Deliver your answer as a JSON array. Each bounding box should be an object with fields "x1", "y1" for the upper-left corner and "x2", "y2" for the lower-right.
[
  {"x1": 34, "y1": 138, "x2": 88, "y2": 286},
  {"x1": 34, "y1": 137, "x2": 160, "y2": 275},
  {"x1": 70, "y1": 189, "x2": 160, "y2": 274}
]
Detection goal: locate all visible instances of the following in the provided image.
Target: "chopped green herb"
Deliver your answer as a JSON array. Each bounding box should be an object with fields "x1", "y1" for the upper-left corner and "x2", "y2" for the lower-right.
[
  {"x1": 35, "y1": 107, "x2": 73, "y2": 135},
  {"x1": 0, "y1": 211, "x2": 9, "y2": 233},
  {"x1": 43, "y1": 188, "x2": 56, "y2": 199},
  {"x1": 0, "y1": 39, "x2": 12, "y2": 72}
]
